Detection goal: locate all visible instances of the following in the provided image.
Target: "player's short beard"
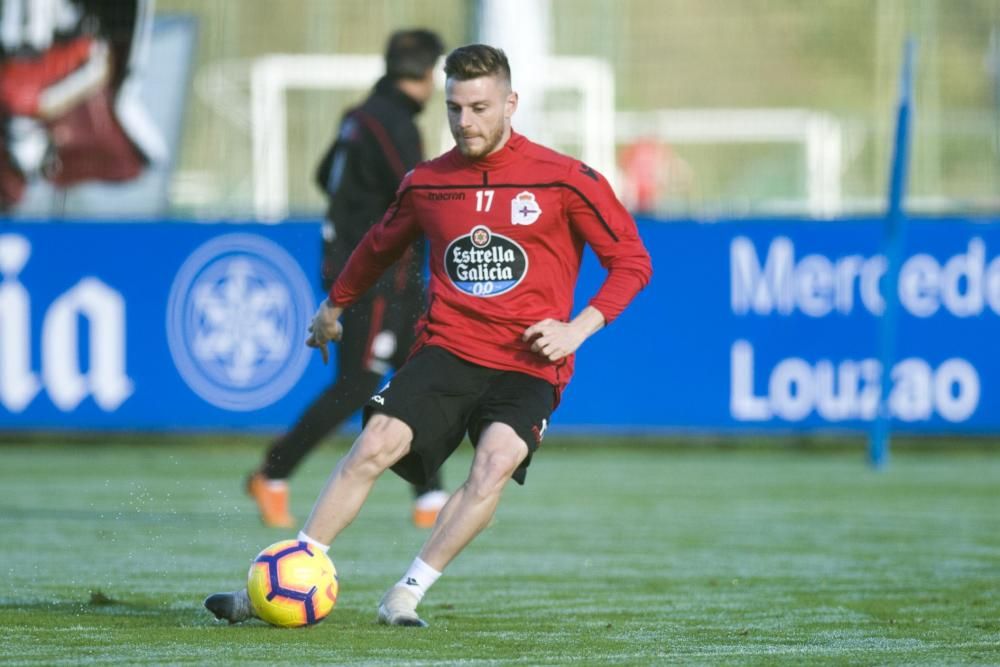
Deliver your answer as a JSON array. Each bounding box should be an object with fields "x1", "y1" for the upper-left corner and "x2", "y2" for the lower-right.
[{"x1": 456, "y1": 120, "x2": 505, "y2": 159}]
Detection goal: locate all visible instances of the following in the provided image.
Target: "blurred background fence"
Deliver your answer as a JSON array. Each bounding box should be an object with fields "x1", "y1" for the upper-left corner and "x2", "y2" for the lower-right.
[
  {"x1": 8, "y1": 0, "x2": 994, "y2": 219},
  {"x1": 148, "y1": 0, "x2": 1000, "y2": 219}
]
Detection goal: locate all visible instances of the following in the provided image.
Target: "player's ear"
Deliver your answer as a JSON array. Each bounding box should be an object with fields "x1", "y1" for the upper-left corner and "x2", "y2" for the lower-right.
[{"x1": 505, "y1": 90, "x2": 518, "y2": 120}]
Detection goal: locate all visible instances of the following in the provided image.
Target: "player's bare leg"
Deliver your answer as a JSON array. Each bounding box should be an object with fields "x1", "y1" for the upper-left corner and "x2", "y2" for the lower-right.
[
  {"x1": 205, "y1": 413, "x2": 413, "y2": 624},
  {"x1": 301, "y1": 413, "x2": 414, "y2": 544},
  {"x1": 378, "y1": 423, "x2": 528, "y2": 627},
  {"x1": 420, "y1": 423, "x2": 528, "y2": 569}
]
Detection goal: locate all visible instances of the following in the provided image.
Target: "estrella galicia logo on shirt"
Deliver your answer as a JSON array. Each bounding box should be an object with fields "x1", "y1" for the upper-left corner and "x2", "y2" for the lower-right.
[{"x1": 445, "y1": 225, "x2": 529, "y2": 297}]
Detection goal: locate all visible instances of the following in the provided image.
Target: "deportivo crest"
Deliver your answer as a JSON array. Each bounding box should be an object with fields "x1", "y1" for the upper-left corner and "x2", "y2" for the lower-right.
[
  {"x1": 511, "y1": 191, "x2": 541, "y2": 225},
  {"x1": 445, "y1": 225, "x2": 528, "y2": 297}
]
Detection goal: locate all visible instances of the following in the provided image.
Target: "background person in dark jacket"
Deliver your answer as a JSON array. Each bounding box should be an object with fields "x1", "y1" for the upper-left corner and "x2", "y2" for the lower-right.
[{"x1": 246, "y1": 29, "x2": 447, "y2": 529}]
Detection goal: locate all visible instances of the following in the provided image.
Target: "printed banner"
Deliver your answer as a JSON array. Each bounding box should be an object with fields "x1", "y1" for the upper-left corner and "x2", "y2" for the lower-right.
[
  {"x1": 0, "y1": 222, "x2": 329, "y2": 430},
  {"x1": 1, "y1": 217, "x2": 998, "y2": 433},
  {"x1": 1, "y1": 9, "x2": 196, "y2": 217},
  {"x1": 559, "y1": 216, "x2": 1000, "y2": 432}
]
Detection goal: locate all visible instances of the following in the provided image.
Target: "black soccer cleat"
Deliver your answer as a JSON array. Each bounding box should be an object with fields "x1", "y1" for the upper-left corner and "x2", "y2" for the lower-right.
[{"x1": 204, "y1": 589, "x2": 256, "y2": 624}]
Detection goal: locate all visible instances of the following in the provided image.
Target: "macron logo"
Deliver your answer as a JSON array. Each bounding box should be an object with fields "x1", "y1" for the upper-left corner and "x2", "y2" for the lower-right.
[
  {"x1": 405, "y1": 577, "x2": 419, "y2": 586},
  {"x1": 427, "y1": 191, "x2": 466, "y2": 201}
]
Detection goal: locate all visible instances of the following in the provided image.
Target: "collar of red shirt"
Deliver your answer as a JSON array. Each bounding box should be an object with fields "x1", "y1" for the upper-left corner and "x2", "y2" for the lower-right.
[{"x1": 451, "y1": 129, "x2": 527, "y2": 171}]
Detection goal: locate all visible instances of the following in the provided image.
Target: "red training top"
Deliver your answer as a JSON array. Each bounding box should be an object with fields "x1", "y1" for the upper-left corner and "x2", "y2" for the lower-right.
[{"x1": 330, "y1": 131, "x2": 653, "y2": 396}]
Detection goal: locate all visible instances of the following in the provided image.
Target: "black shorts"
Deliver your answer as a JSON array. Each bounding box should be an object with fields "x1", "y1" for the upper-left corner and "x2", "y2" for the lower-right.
[{"x1": 363, "y1": 346, "x2": 556, "y2": 486}]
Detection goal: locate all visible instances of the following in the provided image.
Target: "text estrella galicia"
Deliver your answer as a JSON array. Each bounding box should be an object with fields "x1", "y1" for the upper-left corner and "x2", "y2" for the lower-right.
[{"x1": 444, "y1": 225, "x2": 529, "y2": 298}]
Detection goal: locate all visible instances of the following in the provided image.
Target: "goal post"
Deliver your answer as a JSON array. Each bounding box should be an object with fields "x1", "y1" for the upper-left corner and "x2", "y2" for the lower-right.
[
  {"x1": 248, "y1": 54, "x2": 844, "y2": 220},
  {"x1": 248, "y1": 53, "x2": 616, "y2": 221}
]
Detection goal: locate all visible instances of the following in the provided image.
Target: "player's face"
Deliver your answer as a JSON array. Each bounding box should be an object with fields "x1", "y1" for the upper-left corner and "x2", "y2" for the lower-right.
[{"x1": 445, "y1": 75, "x2": 517, "y2": 159}]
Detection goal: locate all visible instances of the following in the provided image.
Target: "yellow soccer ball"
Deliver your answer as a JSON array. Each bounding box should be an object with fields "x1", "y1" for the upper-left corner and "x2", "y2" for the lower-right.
[{"x1": 246, "y1": 539, "x2": 338, "y2": 627}]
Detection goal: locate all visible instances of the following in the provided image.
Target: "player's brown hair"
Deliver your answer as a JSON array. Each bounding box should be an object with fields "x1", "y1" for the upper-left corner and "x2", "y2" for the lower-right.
[{"x1": 444, "y1": 44, "x2": 511, "y2": 86}]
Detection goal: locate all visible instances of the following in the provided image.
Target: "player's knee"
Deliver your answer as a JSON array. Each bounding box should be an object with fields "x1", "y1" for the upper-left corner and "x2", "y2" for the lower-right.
[
  {"x1": 348, "y1": 414, "x2": 413, "y2": 473},
  {"x1": 468, "y1": 437, "x2": 528, "y2": 499}
]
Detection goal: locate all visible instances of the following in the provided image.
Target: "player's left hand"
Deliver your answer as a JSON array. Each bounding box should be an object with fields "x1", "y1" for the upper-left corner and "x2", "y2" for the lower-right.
[
  {"x1": 306, "y1": 300, "x2": 343, "y2": 364},
  {"x1": 522, "y1": 318, "x2": 587, "y2": 362}
]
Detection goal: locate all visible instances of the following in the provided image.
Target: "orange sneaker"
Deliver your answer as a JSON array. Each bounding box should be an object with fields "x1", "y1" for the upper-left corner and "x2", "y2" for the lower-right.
[
  {"x1": 412, "y1": 490, "x2": 448, "y2": 529},
  {"x1": 246, "y1": 472, "x2": 295, "y2": 528}
]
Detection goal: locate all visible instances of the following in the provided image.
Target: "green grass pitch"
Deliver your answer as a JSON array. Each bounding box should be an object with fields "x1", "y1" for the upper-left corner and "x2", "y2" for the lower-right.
[{"x1": 1, "y1": 436, "x2": 998, "y2": 665}]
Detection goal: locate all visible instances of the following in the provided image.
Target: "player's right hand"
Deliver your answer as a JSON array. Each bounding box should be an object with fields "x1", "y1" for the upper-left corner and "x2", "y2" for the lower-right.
[{"x1": 306, "y1": 300, "x2": 344, "y2": 364}]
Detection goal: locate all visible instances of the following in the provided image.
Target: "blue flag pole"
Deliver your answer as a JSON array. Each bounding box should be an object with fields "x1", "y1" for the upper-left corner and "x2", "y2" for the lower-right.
[{"x1": 870, "y1": 38, "x2": 916, "y2": 468}]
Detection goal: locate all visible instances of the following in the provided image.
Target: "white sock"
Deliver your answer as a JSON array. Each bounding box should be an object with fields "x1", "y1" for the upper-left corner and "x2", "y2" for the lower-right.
[
  {"x1": 414, "y1": 490, "x2": 448, "y2": 510},
  {"x1": 396, "y1": 557, "x2": 441, "y2": 603},
  {"x1": 297, "y1": 530, "x2": 330, "y2": 554}
]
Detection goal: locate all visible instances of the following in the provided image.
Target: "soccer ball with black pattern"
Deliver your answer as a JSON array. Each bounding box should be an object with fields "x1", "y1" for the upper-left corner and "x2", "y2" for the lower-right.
[{"x1": 246, "y1": 539, "x2": 339, "y2": 627}]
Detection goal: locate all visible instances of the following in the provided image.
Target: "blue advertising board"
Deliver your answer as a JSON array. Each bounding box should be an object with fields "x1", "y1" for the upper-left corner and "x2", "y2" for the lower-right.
[
  {"x1": 0, "y1": 222, "x2": 329, "y2": 430},
  {"x1": 1, "y1": 217, "x2": 998, "y2": 433},
  {"x1": 561, "y1": 216, "x2": 1000, "y2": 433}
]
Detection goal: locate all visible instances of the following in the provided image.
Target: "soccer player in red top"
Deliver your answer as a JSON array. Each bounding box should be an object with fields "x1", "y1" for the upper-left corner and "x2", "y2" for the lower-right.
[{"x1": 204, "y1": 43, "x2": 652, "y2": 628}]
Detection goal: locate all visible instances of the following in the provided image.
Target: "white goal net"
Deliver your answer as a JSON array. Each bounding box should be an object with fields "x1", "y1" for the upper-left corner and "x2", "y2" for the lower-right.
[{"x1": 248, "y1": 53, "x2": 616, "y2": 221}]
